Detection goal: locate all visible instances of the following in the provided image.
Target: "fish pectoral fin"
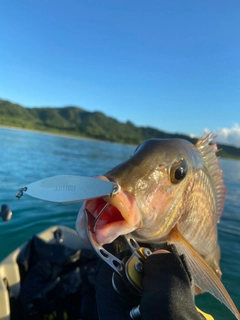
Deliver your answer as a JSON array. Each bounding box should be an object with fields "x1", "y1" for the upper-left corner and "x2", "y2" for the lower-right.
[{"x1": 168, "y1": 228, "x2": 240, "y2": 320}]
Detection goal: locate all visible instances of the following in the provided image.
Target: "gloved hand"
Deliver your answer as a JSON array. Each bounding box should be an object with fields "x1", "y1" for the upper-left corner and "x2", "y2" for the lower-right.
[
  {"x1": 95, "y1": 242, "x2": 208, "y2": 320},
  {"x1": 139, "y1": 247, "x2": 205, "y2": 319}
]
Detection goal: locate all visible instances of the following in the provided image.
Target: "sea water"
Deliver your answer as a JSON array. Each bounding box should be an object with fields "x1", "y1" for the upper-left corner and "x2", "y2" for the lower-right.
[{"x1": 0, "y1": 127, "x2": 239, "y2": 319}]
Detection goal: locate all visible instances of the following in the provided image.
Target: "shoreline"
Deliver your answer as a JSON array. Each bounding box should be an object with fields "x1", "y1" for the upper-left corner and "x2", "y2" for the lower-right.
[
  {"x1": 0, "y1": 125, "x2": 136, "y2": 146},
  {"x1": 1, "y1": 126, "x2": 240, "y2": 159}
]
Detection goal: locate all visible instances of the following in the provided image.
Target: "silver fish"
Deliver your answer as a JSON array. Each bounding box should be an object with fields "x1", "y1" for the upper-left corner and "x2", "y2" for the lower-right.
[{"x1": 76, "y1": 133, "x2": 240, "y2": 319}]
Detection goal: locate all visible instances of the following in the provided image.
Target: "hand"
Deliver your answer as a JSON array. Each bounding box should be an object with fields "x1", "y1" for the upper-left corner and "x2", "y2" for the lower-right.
[{"x1": 139, "y1": 248, "x2": 203, "y2": 320}]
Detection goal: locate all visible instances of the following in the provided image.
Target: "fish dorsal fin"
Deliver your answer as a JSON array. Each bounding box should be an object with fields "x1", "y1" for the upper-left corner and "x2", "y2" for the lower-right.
[
  {"x1": 195, "y1": 133, "x2": 226, "y2": 222},
  {"x1": 168, "y1": 228, "x2": 240, "y2": 320}
]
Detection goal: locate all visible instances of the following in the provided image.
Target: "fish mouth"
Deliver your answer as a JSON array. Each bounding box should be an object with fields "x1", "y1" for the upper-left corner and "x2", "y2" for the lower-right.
[{"x1": 83, "y1": 176, "x2": 141, "y2": 245}]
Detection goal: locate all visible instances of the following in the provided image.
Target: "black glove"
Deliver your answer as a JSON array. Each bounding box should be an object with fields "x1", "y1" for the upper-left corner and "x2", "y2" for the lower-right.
[{"x1": 140, "y1": 249, "x2": 204, "y2": 320}]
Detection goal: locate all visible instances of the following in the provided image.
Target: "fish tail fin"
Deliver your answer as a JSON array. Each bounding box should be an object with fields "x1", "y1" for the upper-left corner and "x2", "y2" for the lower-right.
[{"x1": 168, "y1": 228, "x2": 240, "y2": 320}]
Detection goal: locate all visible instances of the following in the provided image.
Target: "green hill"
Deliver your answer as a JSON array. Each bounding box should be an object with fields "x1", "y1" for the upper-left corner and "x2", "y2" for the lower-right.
[{"x1": 1, "y1": 98, "x2": 240, "y2": 159}]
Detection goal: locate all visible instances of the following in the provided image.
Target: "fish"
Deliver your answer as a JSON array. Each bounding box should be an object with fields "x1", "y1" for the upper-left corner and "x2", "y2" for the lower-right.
[{"x1": 76, "y1": 133, "x2": 240, "y2": 319}]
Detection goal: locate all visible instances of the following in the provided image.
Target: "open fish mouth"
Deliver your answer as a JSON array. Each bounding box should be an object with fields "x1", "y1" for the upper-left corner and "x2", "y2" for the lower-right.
[{"x1": 83, "y1": 176, "x2": 141, "y2": 244}]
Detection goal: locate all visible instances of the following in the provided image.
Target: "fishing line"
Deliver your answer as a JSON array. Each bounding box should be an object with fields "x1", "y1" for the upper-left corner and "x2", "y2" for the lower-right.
[
  {"x1": 92, "y1": 184, "x2": 119, "y2": 232},
  {"x1": 93, "y1": 202, "x2": 109, "y2": 232}
]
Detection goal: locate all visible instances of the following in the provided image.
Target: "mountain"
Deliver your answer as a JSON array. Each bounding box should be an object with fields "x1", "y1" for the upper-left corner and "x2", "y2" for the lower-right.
[{"x1": 1, "y1": 98, "x2": 240, "y2": 159}]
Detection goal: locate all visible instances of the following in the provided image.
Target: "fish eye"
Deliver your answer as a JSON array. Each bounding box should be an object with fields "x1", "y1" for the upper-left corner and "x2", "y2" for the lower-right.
[{"x1": 170, "y1": 159, "x2": 188, "y2": 184}]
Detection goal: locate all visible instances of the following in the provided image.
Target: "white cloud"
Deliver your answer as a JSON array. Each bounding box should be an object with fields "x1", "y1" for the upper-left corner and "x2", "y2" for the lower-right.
[{"x1": 203, "y1": 124, "x2": 240, "y2": 148}]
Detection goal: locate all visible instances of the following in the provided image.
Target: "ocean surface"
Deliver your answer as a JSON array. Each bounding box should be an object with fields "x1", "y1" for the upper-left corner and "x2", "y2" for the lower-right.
[{"x1": 0, "y1": 127, "x2": 239, "y2": 319}]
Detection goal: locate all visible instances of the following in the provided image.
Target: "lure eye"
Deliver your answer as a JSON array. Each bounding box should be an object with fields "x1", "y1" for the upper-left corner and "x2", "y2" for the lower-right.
[{"x1": 170, "y1": 159, "x2": 188, "y2": 184}]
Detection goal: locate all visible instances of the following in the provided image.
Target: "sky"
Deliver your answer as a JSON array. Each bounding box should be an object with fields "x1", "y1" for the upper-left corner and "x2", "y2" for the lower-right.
[{"x1": 1, "y1": 0, "x2": 240, "y2": 146}]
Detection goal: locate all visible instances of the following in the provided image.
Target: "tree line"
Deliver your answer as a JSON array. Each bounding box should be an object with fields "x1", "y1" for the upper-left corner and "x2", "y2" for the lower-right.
[{"x1": 1, "y1": 98, "x2": 240, "y2": 159}]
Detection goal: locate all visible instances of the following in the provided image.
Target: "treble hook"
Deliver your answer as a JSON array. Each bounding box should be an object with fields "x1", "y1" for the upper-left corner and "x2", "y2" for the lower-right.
[{"x1": 16, "y1": 187, "x2": 27, "y2": 199}]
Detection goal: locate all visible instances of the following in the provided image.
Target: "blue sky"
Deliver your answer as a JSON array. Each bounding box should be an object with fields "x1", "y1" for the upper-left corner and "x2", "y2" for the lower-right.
[{"x1": 1, "y1": 1, "x2": 240, "y2": 146}]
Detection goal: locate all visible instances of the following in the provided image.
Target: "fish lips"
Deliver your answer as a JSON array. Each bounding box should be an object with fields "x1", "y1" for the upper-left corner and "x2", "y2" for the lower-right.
[{"x1": 76, "y1": 176, "x2": 141, "y2": 245}]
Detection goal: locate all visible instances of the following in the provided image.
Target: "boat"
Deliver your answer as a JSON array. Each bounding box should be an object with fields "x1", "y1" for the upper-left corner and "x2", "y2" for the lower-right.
[
  {"x1": 0, "y1": 225, "x2": 96, "y2": 320},
  {"x1": 0, "y1": 225, "x2": 219, "y2": 320}
]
